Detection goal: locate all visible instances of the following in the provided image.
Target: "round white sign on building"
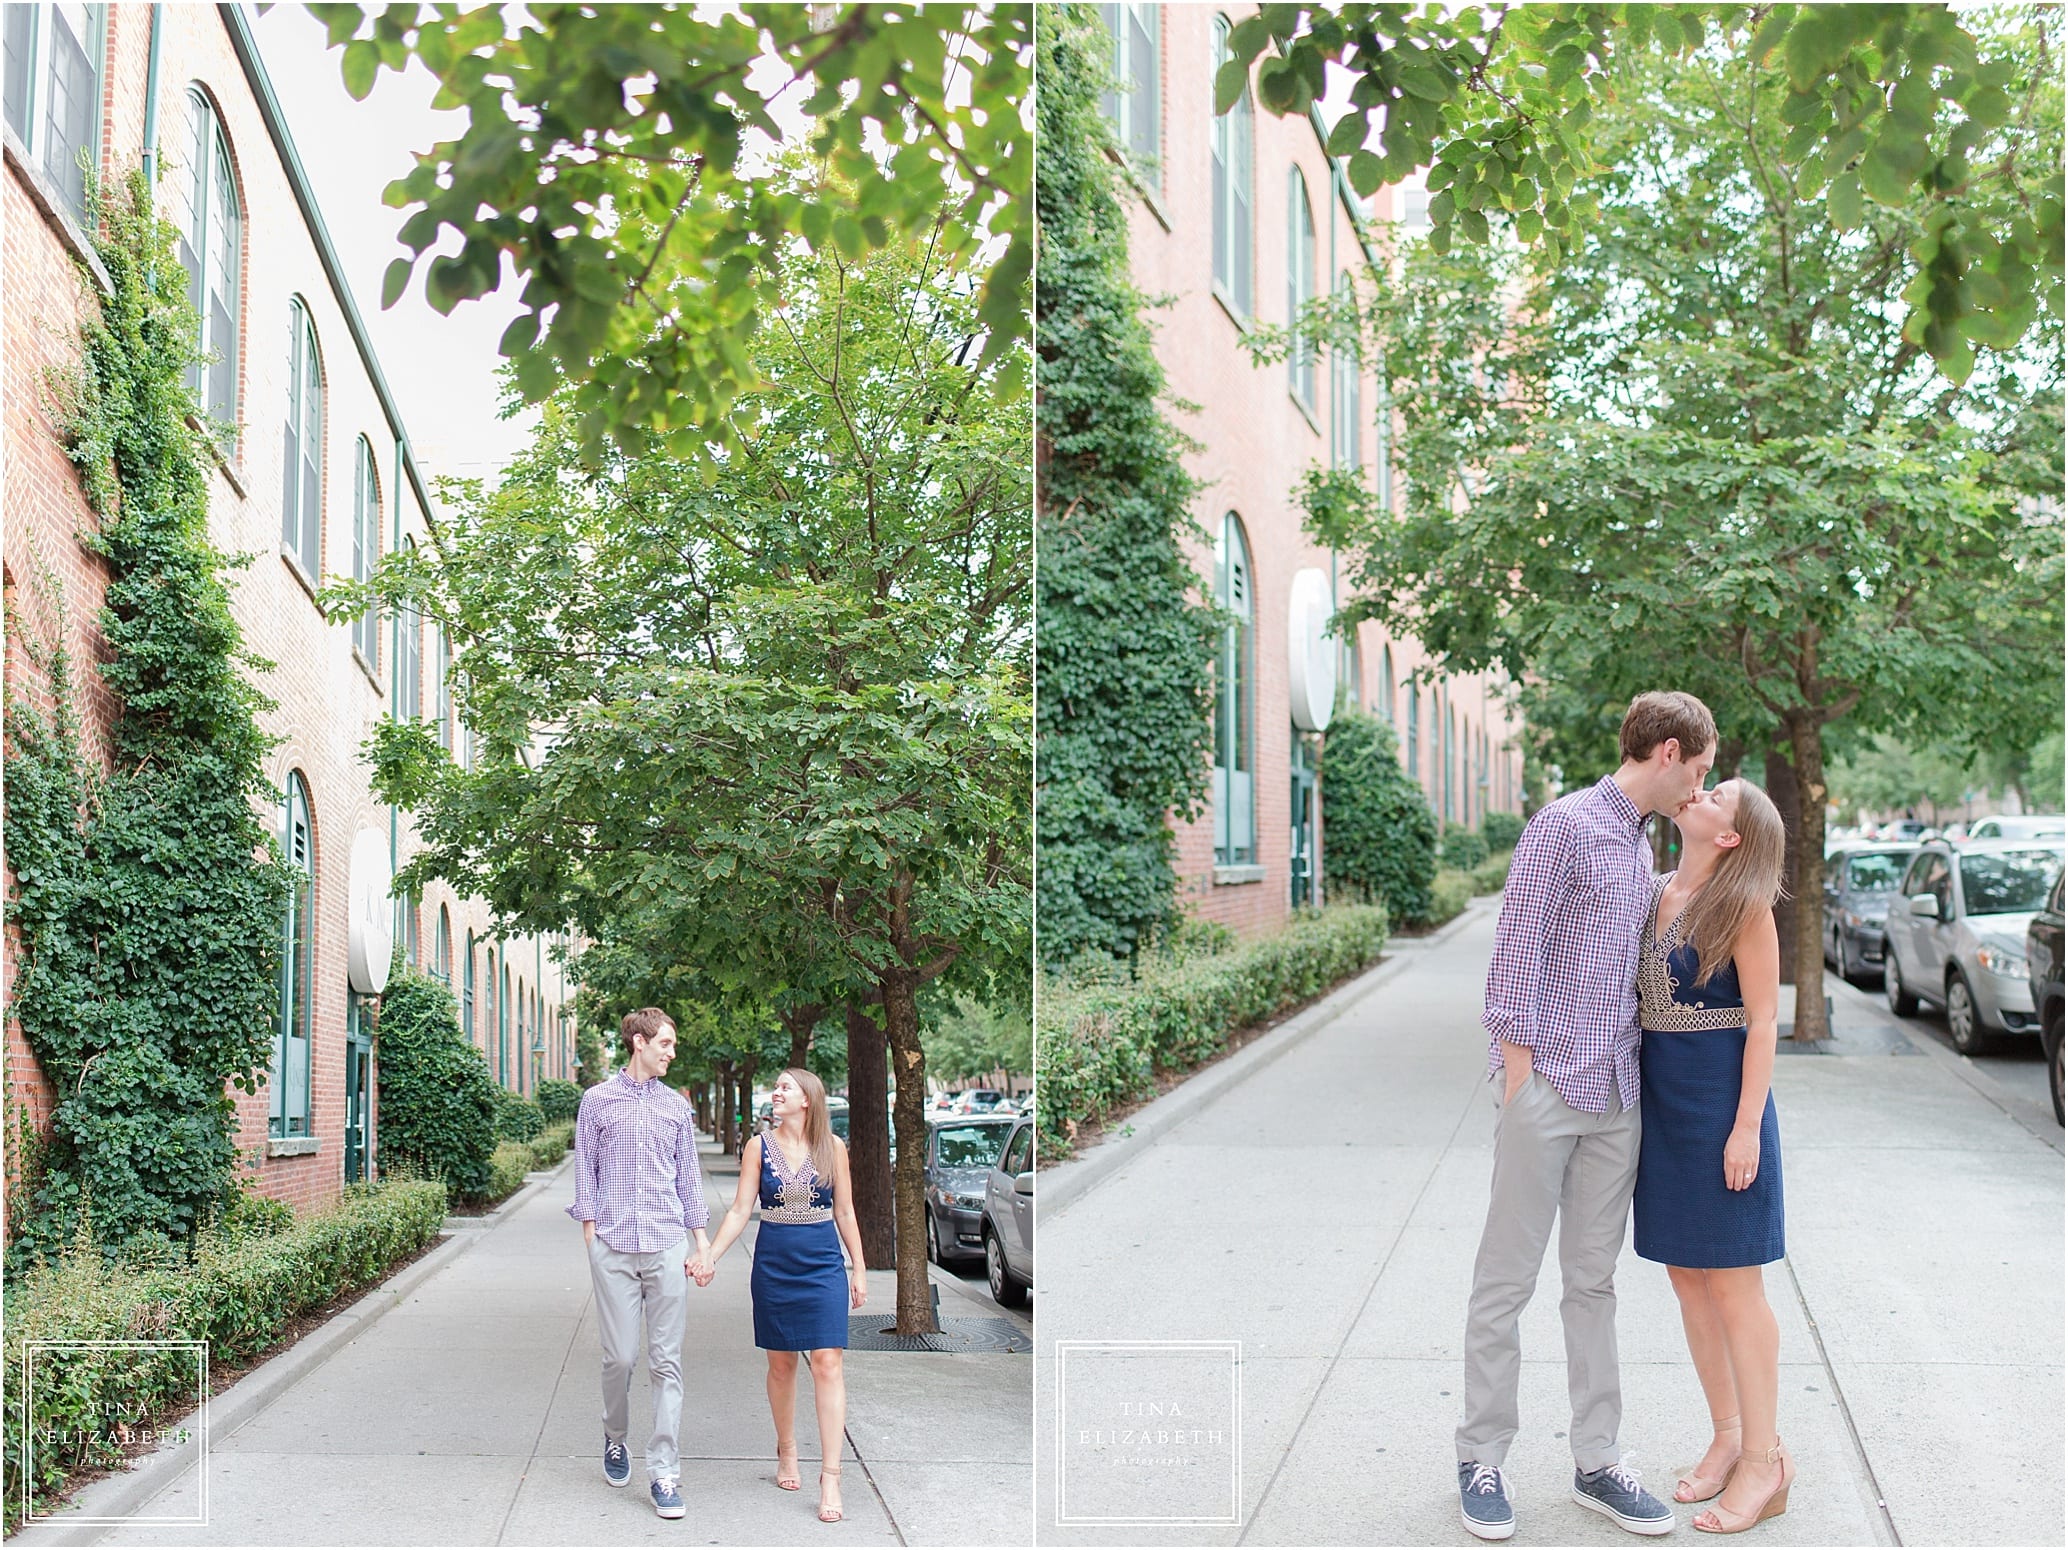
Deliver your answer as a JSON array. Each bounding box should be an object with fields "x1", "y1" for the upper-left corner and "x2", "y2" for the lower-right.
[
  {"x1": 1287, "y1": 566, "x2": 1338, "y2": 734},
  {"x1": 347, "y1": 828, "x2": 394, "y2": 995}
]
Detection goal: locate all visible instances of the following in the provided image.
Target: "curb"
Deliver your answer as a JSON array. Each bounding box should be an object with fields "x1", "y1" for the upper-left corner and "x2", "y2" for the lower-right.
[
  {"x1": 1039, "y1": 895, "x2": 1501, "y2": 1223},
  {"x1": 12, "y1": 1160, "x2": 571, "y2": 1547}
]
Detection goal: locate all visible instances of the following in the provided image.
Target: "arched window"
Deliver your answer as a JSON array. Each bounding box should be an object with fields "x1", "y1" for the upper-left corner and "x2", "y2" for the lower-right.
[
  {"x1": 437, "y1": 627, "x2": 454, "y2": 753},
  {"x1": 353, "y1": 438, "x2": 381, "y2": 667},
  {"x1": 463, "y1": 930, "x2": 477, "y2": 1040},
  {"x1": 1213, "y1": 513, "x2": 1255, "y2": 867},
  {"x1": 436, "y1": 904, "x2": 452, "y2": 985},
  {"x1": 399, "y1": 537, "x2": 422, "y2": 719},
  {"x1": 1331, "y1": 272, "x2": 1361, "y2": 468},
  {"x1": 1101, "y1": 3, "x2": 1160, "y2": 181},
  {"x1": 1379, "y1": 644, "x2": 1395, "y2": 726},
  {"x1": 1340, "y1": 628, "x2": 1362, "y2": 711},
  {"x1": 1406, "y1": 679, "x2": 1421, "y2": 782},
  {"x1": 499, "y1": 960, "x2": 511, "y2": 1088},
  {"x1": 1445, "y1": 699, "x2": 1457, "y2": 821},
  {"x1": 282, "y1": 299, "x2": 322, "y2": 577},
  {"x1": 1287, "y1": 167, "x2": 1316, "y2": 409},
  {"x1": 271, "y1": 772, "x2": 315, "y2": 1137},
  {"x1": 177, "y1": 87, "x2": 240, "y2": 431},
  {"x1": 1210, "y1": 14, "x2": 1253, "y2": 316},
  {"x1": 3, "y1": 4, "x2": 107, "y2": 229},
  {"x1": 403, "y1": 889, "x2": 420, "y2": 966}
]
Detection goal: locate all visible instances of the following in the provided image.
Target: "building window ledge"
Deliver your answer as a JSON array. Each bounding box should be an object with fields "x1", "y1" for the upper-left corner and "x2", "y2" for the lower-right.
[
  {"x1": 1211, "y1": 283, "x2": 1250, "y2": 336},
  {"x1": 1214, "y1": 864, "x2": 1266, "y2": 886},
  {"x1": 1289, "y1": 387, "x2": 1322, "y2": 437},
  {"x1": 267, "y1": 1136, "x2": 321, "y2": 1158},
  {"x1": 353, "y1": 645, "x2": 383, "y2": 692},
  {"x1": 3, "y1": 129, "x2": 114, "y2": 296},
  {"x1": 281, "y1": 549, "x2": 324, "y2": 609}
]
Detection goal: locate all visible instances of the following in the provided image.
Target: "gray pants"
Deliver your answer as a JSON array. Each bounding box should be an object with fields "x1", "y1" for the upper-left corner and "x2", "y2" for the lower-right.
[
  {"x1": 1456, "y1": 1072, "x2": 1640, "y2": 1473},
  {"x1": 588, "y1": 1234, "x2": 688, "y2": 1480}
]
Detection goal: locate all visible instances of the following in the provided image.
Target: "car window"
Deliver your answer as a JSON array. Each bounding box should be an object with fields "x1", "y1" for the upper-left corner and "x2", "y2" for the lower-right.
[
  {"x1": 1959, "y1": 850, "x2": 2063, "y2": 916},
  {"x1": 1844, "y1": 854, "x2": 1907, "y2": 891},
  {"x1": 933, "y1": 1123, "x2": 1010, "y2": 1170},
  {"x1": 1907, "y1": 855, "x2": 1949, "y2": 898},
  {"x1": 1900, "y1": 854, "x2": 1932, "y2": 894},
  {"x1": 1000, "y1": 1125, "x2": 1032, "y2": 1176}
]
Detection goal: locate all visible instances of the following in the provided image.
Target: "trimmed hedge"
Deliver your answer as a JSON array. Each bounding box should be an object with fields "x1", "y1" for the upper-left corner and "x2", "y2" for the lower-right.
[
  {"x1": 535, "y1": 1079, "x2": 582, "y2": 1125},
  {"x1": 1413, "y1": 869, "x2": 1475, "y2": 930},
  {"x1": 494, "y1": 1090, "x2": 545, "y2": 1143},
  {"x1": 1468, "y1": 851, "x2": 1514, "y2": 896},
  {"x1": 1037, "y1": 905, "x2": 1389, "y2": 1157},
  {"x1": 374, "y1": 970, "x2": 501, "y2": 1199},
  {"x1": 1441, "y1": 822, "x2": 1490, "y2": 871},
  {"x1": 1320, "y1": 711, "x2": 1439, "y2": 922},
  {"x1": 1482, "y1": 811, "x2": 1524, "y2": 852},
  {"x1": 526, "y1": 1122, "x2": 574, "y2": 1170},
  {"x1": 473, "y1": 1143, "x2": 533, "y2": 1207},
  {"x1": 3, "y1": 1177, "x2": 446, "y2": 1530}
]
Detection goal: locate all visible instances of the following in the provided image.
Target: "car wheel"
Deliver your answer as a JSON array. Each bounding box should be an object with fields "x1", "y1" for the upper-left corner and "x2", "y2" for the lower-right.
[
  {"x1": 1945, "y1": 971, "x2": 1994, "y2": 1055},
  {"x1": 2050, "y1": 1020, "x2": 2064, "y2": 1129},
  {"x1": 925, "y1": 1209, "x2": 942, "y2": 1266},
  {"x1": 1885, "y1": 951, "x2": 1919, "y2": 1016},
  {"x1": 985, "y1": 1227, "x2": 1026, "y2": 1309},
  {"x1": 1832, "y1": 928, "x2": 1855, "y2": 984}
]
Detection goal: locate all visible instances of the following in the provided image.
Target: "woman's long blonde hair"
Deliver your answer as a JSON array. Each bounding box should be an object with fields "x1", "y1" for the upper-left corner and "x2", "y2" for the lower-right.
[
  {"x1": 1681, "y1": 781, "x2": 1790, "y2": 987},
  {"x1": 777, "y1": 1067, "x2": 839, "y2": 1184}
]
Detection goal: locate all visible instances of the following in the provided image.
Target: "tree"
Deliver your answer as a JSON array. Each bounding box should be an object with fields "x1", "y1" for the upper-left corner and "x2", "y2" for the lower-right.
[
  {"x1": 1298, "y1": 13, "x2": 2062, "y2": 1039},
  {"x1": 335, "y1": 225, "x2": 1030, "y2": 1332},
  {"x1": 1034, "y1": 4, "x2": 1218, "y2": 967},
  {"x1": 921, "y1": 986, "x2": 1033, "y2": 1086},
  {"x1": 1218, "y1": 2, "x2": 2061, "y2": 385},
  {"x1": 309, "y1": 2, "x2": 1031, "y2": 458}
]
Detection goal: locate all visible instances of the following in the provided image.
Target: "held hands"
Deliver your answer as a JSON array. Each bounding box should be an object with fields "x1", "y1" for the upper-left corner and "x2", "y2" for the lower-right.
[
  {"x1": 686, "y1": 1254, "x2": 716, "y2": 1287},
  {"x1": 1723, "y1": 1124, "x2": 1760, "y2": 1191},
  {"x1": 848, "y1": 1268, "x2": 868, "y2": 1311}
]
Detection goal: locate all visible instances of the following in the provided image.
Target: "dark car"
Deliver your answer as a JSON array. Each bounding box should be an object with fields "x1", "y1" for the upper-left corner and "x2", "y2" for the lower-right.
[
  {"x1": 1822, "y1": 844, "x2": 1919, "y2": 983},
  {"x1": 2029, "y1": 873, "x2": 2064, "y2": 1126},
  {"x1": 981, "y1": 1118, "x2": 1034, "y2": 1309},
  {"x1": 922, "y1": 1115, "x2": 1016, "y2": 1267}
]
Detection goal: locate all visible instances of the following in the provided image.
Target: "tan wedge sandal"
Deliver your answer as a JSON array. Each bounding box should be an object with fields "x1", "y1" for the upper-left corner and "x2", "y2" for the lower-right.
[
  {"x1": 1675, "y1": 1415, "x2": 1742, "y2": 1504},
  {"x1": 1694, "y1": 1437, "x2": 1793, "y2": 1534}
]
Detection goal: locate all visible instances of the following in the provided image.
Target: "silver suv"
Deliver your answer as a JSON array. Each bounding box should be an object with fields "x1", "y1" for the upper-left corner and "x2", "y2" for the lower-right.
[
  {"x1": 1884, "y1": 839, "x2": 2064, "y2": 1054},
  {"x1": 981, "y1": 1119, "x2": 1033, "y2": 1309}
]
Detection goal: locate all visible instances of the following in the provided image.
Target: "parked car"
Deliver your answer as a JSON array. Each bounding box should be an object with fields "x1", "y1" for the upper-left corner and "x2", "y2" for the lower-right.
[
  {"x1": 922, "y1": 1115, "x2": 1017, "y2": 1267},
  {"x1": 1823, "y1": 844, "x2": 1919, "y2": 983},
  {"x1": 1883, "y1": 839, "x2": 2065, "y2": 1054},
  {"x1": 927, "y1": 1090, "x2": 962, "y2": 1117},
  {"x1": 951, "y1": 1088, "x2": 1008, "y2": 1114},
  {"x1": 981, "y1": 1117, "x2": 1034, "y2": 1309},
  {"x1": 2029, "y1": 872, "x2": 2064, "y2": 1127},
  {"x1": 1968, "y1": 815, "x2": 2067, "y2": 842}
]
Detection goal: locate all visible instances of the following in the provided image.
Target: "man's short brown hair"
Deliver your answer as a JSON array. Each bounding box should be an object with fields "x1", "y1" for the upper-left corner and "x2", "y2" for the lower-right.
[
  {"x1": 621, "y1": 1007, "x2": 676, "y2": 1050},
  {"x1": 1619, "y1": 691, "x2": 1717, "y2": 764}
]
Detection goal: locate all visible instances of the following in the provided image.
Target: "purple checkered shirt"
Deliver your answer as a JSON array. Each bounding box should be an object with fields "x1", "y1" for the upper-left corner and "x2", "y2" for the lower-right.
[
  {"x1": 1483, "y1": 774, "x2": 1656, "y2": 1114},
  {"x1": 565, "y1": 1069, "x2": 709, "y2": 1253}
]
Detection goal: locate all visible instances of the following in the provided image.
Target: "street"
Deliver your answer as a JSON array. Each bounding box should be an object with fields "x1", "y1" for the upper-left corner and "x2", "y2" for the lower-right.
[
  {"x1": 1034, "y1": 897, "x2": 2064, "y2": 1546},
  {"x1": 18, "y1": 1150, "x2": 1031, "y2": 1549}
]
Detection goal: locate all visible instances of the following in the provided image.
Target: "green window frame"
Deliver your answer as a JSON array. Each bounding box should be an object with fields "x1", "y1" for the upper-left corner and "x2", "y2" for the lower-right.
[
  {"x1": 282, "y1": 299, "x2": 322, "y2": 578},
  {"x1": 271, "y1": 772, "x2": 315, "y2": 1137},
  {"x1": 352, "y1": 438, "x2": 381, "y2": 668},
  {"x1": 1213, "y1": 512, "x2": 1256, "y2": 866},
  {"x1": 1287, "y1": 167, "x2": 1316, "y2": 409},
  {"x1": 176, "y1": 86, "x2": 239, "y2": 435},
  {"x1": 1210, "y1": 13, "x2": 1252, "y2": 315}
]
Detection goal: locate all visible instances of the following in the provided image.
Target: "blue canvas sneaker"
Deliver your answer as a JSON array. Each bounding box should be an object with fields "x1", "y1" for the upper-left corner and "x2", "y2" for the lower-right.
[
  {"x1": 651, "y1": 1477, "x2": 686, "y2": 1519},
  {"x1": 1573, "y1": 1460, "x2": 1675, "y2": 1535},
  {"x1": 1458, "y1": 1460, "x2": 1515, "y2": 1540},
  {"x1": 602, "y1": 1436, "x2": 630, "y2": 1487}
]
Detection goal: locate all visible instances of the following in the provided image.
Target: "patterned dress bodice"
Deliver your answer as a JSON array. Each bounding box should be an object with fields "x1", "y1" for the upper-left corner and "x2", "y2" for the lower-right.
[
  {"x1": 758, "y1": 1133, "x2": 834, "y2": 1224},
  {"x1": 1639, "y1": 874, "x2": 1748, "y2": 1032}
]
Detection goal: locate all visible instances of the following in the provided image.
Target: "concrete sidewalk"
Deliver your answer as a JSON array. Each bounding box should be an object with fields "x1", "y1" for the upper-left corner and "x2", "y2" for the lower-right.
[
  {"x1": 1035, "y1": 901, "x2": 2064, "y2": 1546},
  {"x1": 20, "y1": 1149, "x2": 1030, "y2": 1547}
]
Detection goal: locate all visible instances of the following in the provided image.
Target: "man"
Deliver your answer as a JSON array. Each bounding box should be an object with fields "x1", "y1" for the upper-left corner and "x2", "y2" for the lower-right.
[
  {"x1": 568, "y1": 1007, "x2": 712, "y2": 1520},
  {"x1": 1456, "y1": 691, "x2": 1718, "y2": 1541}
]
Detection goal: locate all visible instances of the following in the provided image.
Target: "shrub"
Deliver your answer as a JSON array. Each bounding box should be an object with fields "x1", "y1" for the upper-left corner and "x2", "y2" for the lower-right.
[
  {"x1": 526, "y1": 1122, "x2": 575, "y2": 1170},
  {"x1": 471, "y1": 1143, "x2": 533, "y2": 1207},
  {"x1": 535, "y1": 1078, "x2": 582, "y2": 1125},
  {"x1": 1441, "y1": 822, "x2": 1489, "y2": 871},
  {"x1": 1320, "y1": 712, "x2": 1439, "y2": 922},
  {"x1": 495, "y1": 1090, "x2": 545, "y2": 1142},
  {"x1": 1037, "y1": 905, "x2": 1389, "y2": 1158},
  {"x1": 374, "y1": 970, "x2": 501, "y2": 1200},
  {"x1": 1468, "y1": 851, "x2": 1514, "y2": 895},
  {"x1": 1412, "y1": 869, "x2": 1475, "y2": 930},
  {"x1": 1481, "y1": 810, "x2": 1524, "y2": 852},
  {"x1": 2, "y1": 1177, "x2": 445, "y2": 1530},
  {"x1": 210, "y1": 1188, "x2": 293, "y2": 1246}
]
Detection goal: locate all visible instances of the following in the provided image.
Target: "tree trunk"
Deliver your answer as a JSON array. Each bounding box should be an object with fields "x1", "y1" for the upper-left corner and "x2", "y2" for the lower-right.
[
  {"x1": 881, "y1": 970, "x2": 939, "y2": 1335},
  {"x1": 1765, "y1": 743, "x2": 1801, "y2": 988},
  {"x1": 714, "y1": 1060, "x2": 737, "y2": 1154},
  {"x1": 845, "y1": 998, "x2": 896, "y2": 1270},
  {"x1": 780, "y1": 1004, "x2": 823, "y2": 1072},
  {"x1": 1784, "y1": 714, "x2": 1832, "y2": 1042},
  {"x1": 736, "y1": 1060, "x2": 759, "y2": 1155}
]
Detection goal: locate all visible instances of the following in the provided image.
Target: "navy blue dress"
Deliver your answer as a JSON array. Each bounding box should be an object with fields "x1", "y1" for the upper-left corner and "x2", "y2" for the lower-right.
[
  {"x1": 750, "y1": 1134, "x2": 849, "y2": 1351},
  {"x1": 1633, "y1": 877, "x2": 1785, "y2": 1269}
]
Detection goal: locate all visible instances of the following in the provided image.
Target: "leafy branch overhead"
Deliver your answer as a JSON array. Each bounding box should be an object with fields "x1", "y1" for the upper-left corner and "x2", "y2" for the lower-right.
[
  {"x1": 1218, "y1": 2, "x2": 2061, "y2": 383},
  {"x1": 306, "y1": 2, "x2": 1032, "y2": 457}
]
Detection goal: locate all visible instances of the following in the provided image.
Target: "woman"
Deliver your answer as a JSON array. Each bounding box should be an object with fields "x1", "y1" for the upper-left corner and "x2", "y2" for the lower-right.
[
  {"x1": 1632, "y1": 778, "x2": 1795, "y2": 1534},
  {"x1": 695, "y1": 1068, "x2": 867, "y2": 1524}
]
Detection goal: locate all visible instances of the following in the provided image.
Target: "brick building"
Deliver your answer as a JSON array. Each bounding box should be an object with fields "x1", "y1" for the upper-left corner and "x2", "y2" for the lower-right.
[
  {"x1": 4, "y1": 3, "x2": 577, "y2": 1215},
  {"x1": 1100, "y1": 3, "x2": 1526, "y2": 939}
]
